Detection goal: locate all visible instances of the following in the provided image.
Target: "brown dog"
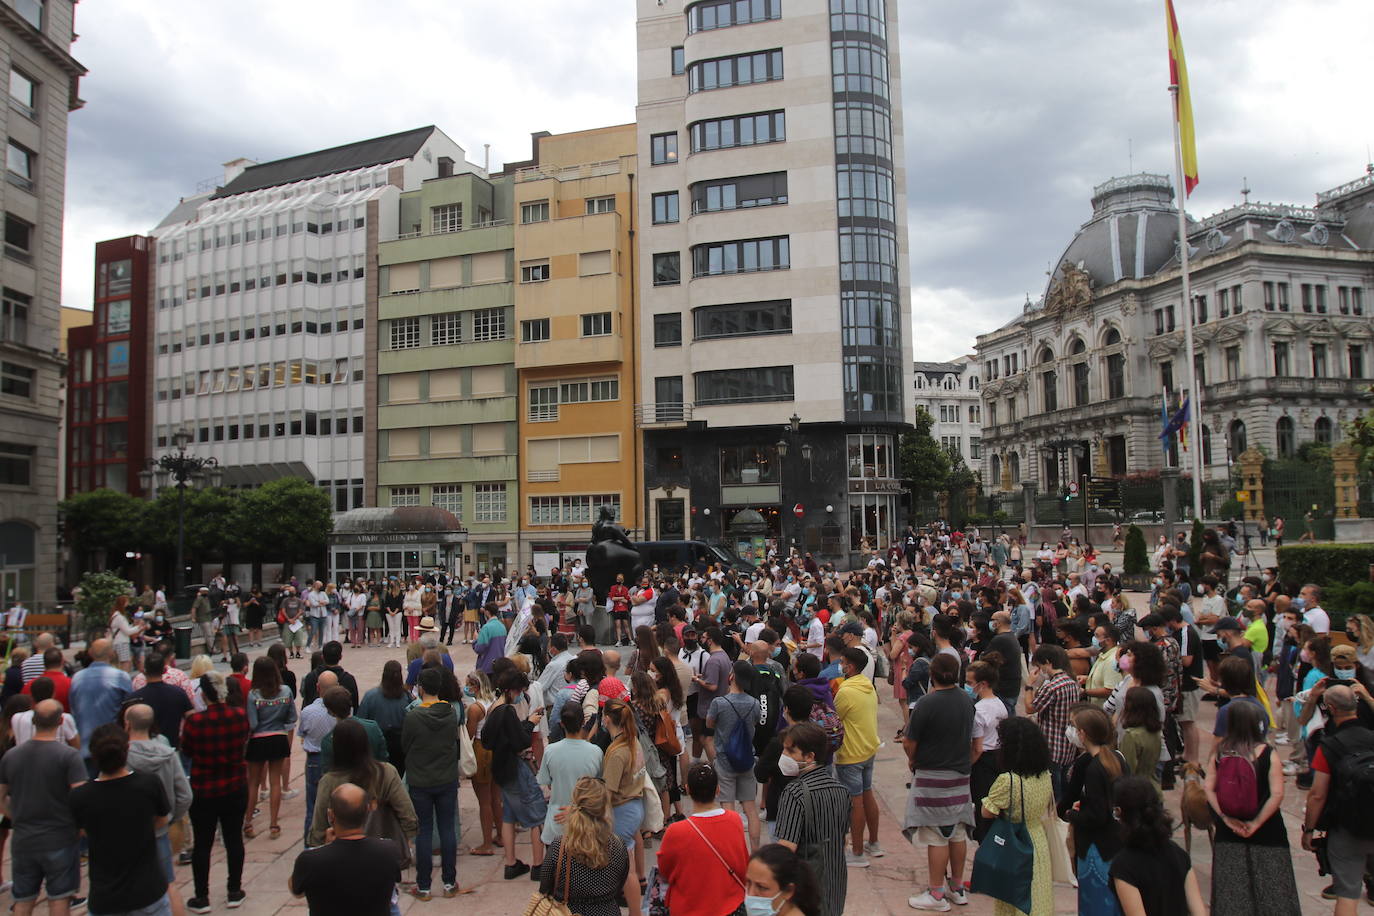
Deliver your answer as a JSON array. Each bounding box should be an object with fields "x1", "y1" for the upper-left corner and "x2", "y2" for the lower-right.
[{"x1": 1177, "y1": 761, "x2": 1214, "y2": 854}]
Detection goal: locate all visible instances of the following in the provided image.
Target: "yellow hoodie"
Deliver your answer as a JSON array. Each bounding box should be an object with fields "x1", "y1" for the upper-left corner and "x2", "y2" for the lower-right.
[{"x1": 833, "y1": 673, "x2": 879, "y2": 765}]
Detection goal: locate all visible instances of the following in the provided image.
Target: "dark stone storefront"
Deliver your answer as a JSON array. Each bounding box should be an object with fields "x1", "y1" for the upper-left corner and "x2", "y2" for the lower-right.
[{"x1": 642, "y1": 421, "x2": 903, "y2": 569}]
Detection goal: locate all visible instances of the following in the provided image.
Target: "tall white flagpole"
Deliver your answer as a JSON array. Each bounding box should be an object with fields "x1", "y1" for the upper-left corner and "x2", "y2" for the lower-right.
[{"x1": 1170, "y1": 82, "x2": 1205, "y2": 522}]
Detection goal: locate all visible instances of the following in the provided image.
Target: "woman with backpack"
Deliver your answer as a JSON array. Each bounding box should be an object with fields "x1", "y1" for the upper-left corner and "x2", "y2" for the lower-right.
[{"x1": 1204, "y1": 700, "x2": 1300, "y2": 916}]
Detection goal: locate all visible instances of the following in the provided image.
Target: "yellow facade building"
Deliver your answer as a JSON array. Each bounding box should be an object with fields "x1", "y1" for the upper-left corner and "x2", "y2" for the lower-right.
[{"x1": 512, "y1": 126, "x2": 640, "y2": 573}]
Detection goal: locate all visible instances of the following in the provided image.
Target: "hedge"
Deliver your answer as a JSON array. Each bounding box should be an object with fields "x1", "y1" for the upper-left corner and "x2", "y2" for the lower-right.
[{"x1": 1277, "y1": 544, "x2": 1374, "y2": 588}]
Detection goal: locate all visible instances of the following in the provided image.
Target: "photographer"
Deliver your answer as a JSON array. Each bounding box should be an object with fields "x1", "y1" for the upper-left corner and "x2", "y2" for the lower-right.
[{"x1": 1302, "y1": 684, "x2": 1374, "y2": 914}]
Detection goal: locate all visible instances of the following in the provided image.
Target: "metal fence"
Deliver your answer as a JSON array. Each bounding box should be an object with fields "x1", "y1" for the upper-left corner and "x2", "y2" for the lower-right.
[{"x1": 1263, "y1": 461, "x2": 1337, "y2": 540}]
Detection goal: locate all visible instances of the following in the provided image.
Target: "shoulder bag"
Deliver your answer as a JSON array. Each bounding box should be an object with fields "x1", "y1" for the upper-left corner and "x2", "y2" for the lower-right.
[
  {"x1": 969, "y1": 775, "x2": 1034, "y2": 914},
  {"x1": 521, "y1": 843, "x2": 577, "y2": 916}
]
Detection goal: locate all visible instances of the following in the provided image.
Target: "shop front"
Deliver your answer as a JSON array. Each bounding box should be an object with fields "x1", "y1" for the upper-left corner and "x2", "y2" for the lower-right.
[{"x1": 329, "y1": 507, "x2": 467, "y2": 584}]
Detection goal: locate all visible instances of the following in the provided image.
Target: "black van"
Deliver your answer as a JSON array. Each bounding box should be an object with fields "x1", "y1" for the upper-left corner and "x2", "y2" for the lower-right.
[{"x1": 635, "y1": 540, "x2": 756, "y2": 574}]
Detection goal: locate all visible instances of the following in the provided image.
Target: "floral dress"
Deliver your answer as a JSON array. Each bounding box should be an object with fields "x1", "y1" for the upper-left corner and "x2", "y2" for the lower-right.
[{"x1": 982, "y1": 771, "x2": 1055, "y2": 916}]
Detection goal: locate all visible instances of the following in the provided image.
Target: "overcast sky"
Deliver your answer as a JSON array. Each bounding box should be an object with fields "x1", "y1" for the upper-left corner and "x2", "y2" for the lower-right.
[{"x1": 62, "y1": 0, "x2": 1371, "y2": 361}]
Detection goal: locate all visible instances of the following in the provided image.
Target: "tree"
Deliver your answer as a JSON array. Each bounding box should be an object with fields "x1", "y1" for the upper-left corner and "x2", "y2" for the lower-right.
[
  {"x1": 59, "y1": 489, "x2": 148, "y2": 570},
  {"x1": 230, "y1": 478, "x2": 333, "y2": 568},
  {"x1": 1123, "y1": 525, "x2": 1149, "y2": 574},
  {"x1": 141, "y1": 486, "x2": 240, "y2": 560},
  {"x1": 899, "y1": 407, "x2": 951, "y2": 499},
  {"x1": 72, "y1": 570, "x2": 133, "y2": 635}
]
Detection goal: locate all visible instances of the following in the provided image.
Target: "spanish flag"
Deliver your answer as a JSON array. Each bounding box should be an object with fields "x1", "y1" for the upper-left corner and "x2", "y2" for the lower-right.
[{"x1": 1166, "y1": 0, "x2": 1199, "y2": 195}]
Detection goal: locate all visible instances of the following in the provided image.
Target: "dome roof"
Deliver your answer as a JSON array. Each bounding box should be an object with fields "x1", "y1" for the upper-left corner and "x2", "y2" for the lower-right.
[
  {"x1": 332, "y1": 506, "x2": 464, "y2": 535},
  {"x1": 1043, "y1": 173, "x2": 1189, "y2": 303}
]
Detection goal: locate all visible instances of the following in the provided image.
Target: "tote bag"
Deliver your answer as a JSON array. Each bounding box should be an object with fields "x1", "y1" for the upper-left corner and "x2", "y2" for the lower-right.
[{"x1": 969, "y1": 775, "x2": 1034, "y2": 914}]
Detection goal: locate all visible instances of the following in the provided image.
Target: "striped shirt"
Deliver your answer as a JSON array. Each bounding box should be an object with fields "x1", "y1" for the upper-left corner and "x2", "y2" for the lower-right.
[{"x1": 774, "y1": 765, "x2": 849, "y2": 916}]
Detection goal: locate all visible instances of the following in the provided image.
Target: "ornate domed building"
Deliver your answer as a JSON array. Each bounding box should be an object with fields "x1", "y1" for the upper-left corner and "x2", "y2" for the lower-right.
[{"x1": 975, "y1": 170, "x2": 1373, "y2": 505}]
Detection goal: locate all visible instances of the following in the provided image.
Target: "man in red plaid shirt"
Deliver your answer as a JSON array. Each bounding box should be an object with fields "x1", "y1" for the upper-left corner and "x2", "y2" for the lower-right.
[
  {"x1": 180, "y1": 670, "x2": 250, "y2": 913},
  {"x1": 1025, "y1": 644, "x2": 1084, "y2": 799}
]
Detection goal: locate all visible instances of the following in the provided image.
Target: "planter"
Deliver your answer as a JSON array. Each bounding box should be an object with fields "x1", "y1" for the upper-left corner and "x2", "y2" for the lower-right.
[{"x1": 1119, "y1": 573, "x2": 1153, "y2": 592}]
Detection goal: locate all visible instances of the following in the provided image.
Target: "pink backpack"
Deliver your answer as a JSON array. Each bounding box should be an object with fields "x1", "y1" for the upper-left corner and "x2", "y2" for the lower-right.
[{"x1": 1214, "y1": 750, "x2": 1259, "y2": 819}]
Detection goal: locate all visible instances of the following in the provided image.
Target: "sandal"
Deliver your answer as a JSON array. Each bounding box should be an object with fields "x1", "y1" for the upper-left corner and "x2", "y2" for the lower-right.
[
  {"x1": 243, "y1": 825, "x2": 256, "y2": 839},
  {"x1": 470, "y1": 846, "x2": 495, "y2": 856},
  {"x1": 269, "y1": 824, "x2": 281, "y2": 839}
]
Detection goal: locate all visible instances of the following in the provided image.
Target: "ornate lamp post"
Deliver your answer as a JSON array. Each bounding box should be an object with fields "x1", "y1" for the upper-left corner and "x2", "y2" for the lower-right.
[
  {"x1": 138, "y1": 429, "x2": 222, "y2": 593},
  {"x1": 775, "y1": 414, "x2": 813, "y2": 550}
]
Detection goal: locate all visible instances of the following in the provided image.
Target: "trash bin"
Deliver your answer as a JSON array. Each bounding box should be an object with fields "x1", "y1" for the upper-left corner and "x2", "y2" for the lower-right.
[{"x1": 173, "y1": 624, "x2": 193, "y2": 662}]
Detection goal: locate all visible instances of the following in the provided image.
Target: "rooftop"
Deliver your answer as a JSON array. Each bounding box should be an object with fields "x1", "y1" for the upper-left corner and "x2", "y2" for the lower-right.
[{"x1": 210, "y1": 126, "x2": 436, "y2": 199}]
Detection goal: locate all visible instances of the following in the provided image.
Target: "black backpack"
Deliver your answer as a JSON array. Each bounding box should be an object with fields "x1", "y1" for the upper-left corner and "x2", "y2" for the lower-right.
[{"x1": 1326, "y1": 727, "x2": 1374, "y2": 838}]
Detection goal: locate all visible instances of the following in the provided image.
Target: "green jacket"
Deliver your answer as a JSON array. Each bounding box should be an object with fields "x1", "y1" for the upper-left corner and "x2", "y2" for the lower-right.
[
  {"x1": 319, "y1": 715, "x2": 388, "y2": 770},
  {"x1": 191, "y1": 595, "x2": 212, "y2": 623},
  {"x1": 401, "y1": 700, "x2": 461, "y2": 788}
]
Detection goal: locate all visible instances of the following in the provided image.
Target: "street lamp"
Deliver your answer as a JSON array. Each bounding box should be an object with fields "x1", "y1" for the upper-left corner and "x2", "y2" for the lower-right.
[
  {"x1": 138, "y1": 429, "x2": 222, "y2": 593},
  {"x1": 776, "y1": 416, "x2": 814, "y2": 551}
]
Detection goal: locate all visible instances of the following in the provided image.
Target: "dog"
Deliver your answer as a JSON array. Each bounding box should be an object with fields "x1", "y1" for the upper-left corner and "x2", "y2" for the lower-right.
[{"x1": 1177, "y1": 761, "x2": 1214, "y2": 854}]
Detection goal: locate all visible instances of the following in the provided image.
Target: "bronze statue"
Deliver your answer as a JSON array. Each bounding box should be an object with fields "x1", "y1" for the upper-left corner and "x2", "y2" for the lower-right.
[{"x1": 585, "y1": 504, "x2": 643, "y2": 603}]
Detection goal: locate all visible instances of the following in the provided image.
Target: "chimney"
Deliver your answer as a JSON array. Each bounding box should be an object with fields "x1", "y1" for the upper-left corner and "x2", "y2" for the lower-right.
[
  {"x1": 483, "y1": 144, "x2": 490, "y2": 173},
  {"x1": 437, "y1": 156, "x2": 454, "y2": 178},
  {"x1": 222, "y1": 157, "x2": 256, "y2": 186}
]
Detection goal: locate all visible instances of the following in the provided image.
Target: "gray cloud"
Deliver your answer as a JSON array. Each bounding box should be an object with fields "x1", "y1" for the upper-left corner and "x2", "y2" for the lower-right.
[{"x1": 64, "y1": 0, "x2": 1370, "y2": 365}]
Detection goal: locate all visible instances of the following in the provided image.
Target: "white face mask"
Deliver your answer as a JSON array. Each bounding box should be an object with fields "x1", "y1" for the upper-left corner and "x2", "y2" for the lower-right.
[
  {"x1": 777, "y1": 754, "x2": 802, "y2": 777},
  {"x1": 1065, "y1": 725, "x2": 1084, "y2": 750}
]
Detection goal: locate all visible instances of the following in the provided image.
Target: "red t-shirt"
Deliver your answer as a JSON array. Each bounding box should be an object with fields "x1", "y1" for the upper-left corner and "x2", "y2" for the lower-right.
[
  {"x1": 21, "y1": 669, "x2": 71, "y2": 711},
  {"x1": 608, "y1": 584, "x2": 630, "y2": 613},
  {"x1": 230, "y1": 673, "x2": 252, "y2": 708},
  {"x1": 657, "y1": 810, "x2": 748, "y2": 916}
]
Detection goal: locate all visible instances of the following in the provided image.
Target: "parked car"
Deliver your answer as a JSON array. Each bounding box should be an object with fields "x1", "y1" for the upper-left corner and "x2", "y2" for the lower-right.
[{"x1": 1128, "y1": 510, "x2": 1166, "y2": 523}]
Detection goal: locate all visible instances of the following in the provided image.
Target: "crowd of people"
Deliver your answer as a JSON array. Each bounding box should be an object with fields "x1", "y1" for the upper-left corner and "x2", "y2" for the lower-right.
[{"x1": 0, "y1": 519, "x2": 1369, "y2": 915}]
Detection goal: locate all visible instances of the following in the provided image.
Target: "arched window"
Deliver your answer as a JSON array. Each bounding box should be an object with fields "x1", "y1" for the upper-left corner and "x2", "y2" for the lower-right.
[
  {"x1": 1009, "y1": 452, "x2": 1021, "y2": 483},
  {"x1": 969, "y1": 376, "x2": 979, "y2": 391},
  {"x1": 916, "y1": 375, "x2": 925, "y2": 389},
  {"x1": 1039, "y1": 346, "x2": 1054, "y2": 365},
  {"x1": 1201, "y1": 424, "x2": 1213, "y2": 465},
  {"x1": 1069, "y1": 337, "x2": 1086, "y2": 355},
  {"x1": 990, "y1": 453, "x2": 1002, "y2": 488},
  {"x1": 1276, "y1": 416, "x2": 1295, "y2": 457},
  {"x1": 1104, "y1": 327, "x2": 1121, "y2": 346},
  {"x1": 1073, "y1": 362, "x2": 1090, "y2": 406},
  {"x1": 1042, "y1": 368, "x2": 1058, "y2": 411},
  {"x1": 1315, "y1": 416, "x2": 1333, "y2": 444},
  {"x1": 1228, "y1": 419, "x2": 1246, "y2": 456},
  {"x1": 943, "y1": 375, "x2": 957, "y2": 391}
]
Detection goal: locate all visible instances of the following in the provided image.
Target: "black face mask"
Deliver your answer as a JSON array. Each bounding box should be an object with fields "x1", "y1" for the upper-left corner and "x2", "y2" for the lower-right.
[{"x1": 684, "y1": 641, "x2": 699, "y2": 652}]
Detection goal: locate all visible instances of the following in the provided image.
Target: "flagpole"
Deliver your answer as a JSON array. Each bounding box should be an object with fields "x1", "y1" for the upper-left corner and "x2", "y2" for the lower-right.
[{"x1": 1170, "y1": 82, "x2": 1205, "y2": 522}]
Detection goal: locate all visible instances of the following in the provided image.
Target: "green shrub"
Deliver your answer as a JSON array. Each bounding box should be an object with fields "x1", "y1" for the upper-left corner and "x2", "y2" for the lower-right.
[
  {"x1": 1123, "y1": 525, "x2": 1149, "y2": 574},
  {"x1": 1325, "y1": 581, "x2": 1374, "y2": 629},
  {"x1": 1277, "y1": 544, "x2": 1374, "y2": 588},
  {"x1": 73, "y1": 570, "x2": 134, "y2": 635}
]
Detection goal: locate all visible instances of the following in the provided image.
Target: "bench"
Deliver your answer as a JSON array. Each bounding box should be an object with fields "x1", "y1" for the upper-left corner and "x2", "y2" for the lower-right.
[{"x1": 9, "y1": 612, "x2": 74, "y2": 646}]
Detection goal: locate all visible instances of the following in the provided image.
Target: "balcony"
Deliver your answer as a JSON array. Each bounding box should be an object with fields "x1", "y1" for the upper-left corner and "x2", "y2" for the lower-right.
[
  {"x1": 514, "y1": 160, "x2": 621, "y2": 183},
  {"x1": 635, "y1": 403, "x2": 693, "y2": 428},
  {"x1": 517, "y1": 332, "x2": 622, "y2": 370}
]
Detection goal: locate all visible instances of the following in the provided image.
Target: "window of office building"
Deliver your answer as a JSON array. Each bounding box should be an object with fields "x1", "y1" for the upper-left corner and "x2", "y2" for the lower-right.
[
  {"x1": 653, "y1": 313, "x2": 682, "y2": 347},
  {"x1": 431, "y1": 203, "x2": 462, "y2": 234},
  {"x1": 689, "y1": 110, "x2": 785, "y2": 153},
  {"x1": 652, "y1": 252, "x2": 680, "y2": 286},
  {"x1": 652, "y1": 192, "x2": 680, "y2": 224},
  {"x1": 688, "y1": 0, "x2": 781, "y2": 33},
  {"x1": 521, "y1": 318, "x2": 551, "y2": 343},
  {"x1": 691, "y1": 236, "x2": 789, "y2": 277},
  {"x1": 831, "y1": 40, "x2": 890, "y2": 98},
  {"x1": 585, "y1": 196, "x2": 615, "y2": 215},
  {"x1": 389, "y1": 487, "x2": 420, "y2": 508},
  {"x1": 431, "y1": 312, "x2": 462, "y2": 346},
  {"x1": 687, "y1": 48, "x2": 783, "y2": 93},
  {"x1": 694, "y1": 299, "x2": 791, "y2": 339},
  {"x1": 473, "y1": 483, "x2": 507, "y2": 523},
  {"x1": 847, "y1": 433, "x2": 894, "y2": 480},
  {"x1": 650, "y1": 132, "x2": 678, "y2": 165},
  {"x1": 431, "y1": 485, "x2": 463, "y2": 518},
  {"x1": 1, "y1": 288, "x2": 29, "y2": 346},
  {"x1": 521, "y1": 200, "x2": 549, "y2": 224},
  {"x1": 721, "y1": 444, "x2": 778, "y2": 485},
  {"x1": 389, "y1": 317, "x2": 420, "y2": 349},
  {"x1": 690, "y1": 172, "x2": 787, "y2": 214},
  {"x1": 695, "y1": 366, "x2": 794, "y2": 405},
  {"x1": 581, "y1": 312, "x2": 612, "y2": 337}
]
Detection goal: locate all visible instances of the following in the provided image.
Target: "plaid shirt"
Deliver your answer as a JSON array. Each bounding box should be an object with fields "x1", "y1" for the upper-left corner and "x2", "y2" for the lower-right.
[
  {"x1": 181, "y1": 702, "x2": 250, "y2": 798},
  {"x1": 1155, "y1": 636, "x2": 1181, "y2": 713},
  {"x1": 1030, "y1": 672, "x2": 1084, "y2": 768}
]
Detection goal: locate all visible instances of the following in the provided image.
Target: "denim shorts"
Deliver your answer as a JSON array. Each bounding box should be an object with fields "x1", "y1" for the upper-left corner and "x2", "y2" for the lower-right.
[
  {"x1": 12, "y1": 844, "x2": 81, "y2": 902},
  {"x1": 156, "y1": 832, "x2": 174, "y2": 883},
  {"x1": 611, "y1": 798, "x2": 645, "y2": 846},
  {"x1": 835, "y1": 756, "x2": 875, "y2": 797}
]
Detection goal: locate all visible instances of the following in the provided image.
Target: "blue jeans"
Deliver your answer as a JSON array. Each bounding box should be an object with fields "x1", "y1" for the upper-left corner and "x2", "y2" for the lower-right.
[
  {"x1": 308, "y1": 617, "x2": 326, "y2": 647},
  {"x1": 303, "y1": 752, "x2": 322, "y2": 844},
  {"x1": 409, "y1": 780, "x2": 458, "y2": 892}
]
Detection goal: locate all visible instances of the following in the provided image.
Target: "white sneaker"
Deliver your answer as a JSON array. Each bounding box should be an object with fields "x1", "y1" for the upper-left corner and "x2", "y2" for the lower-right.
[
  {"x1": 865, "y1": 841, "x2": 886, "y2": 858},
  {"x1": 1274, "y1": 733, "x2": 1291, "y2": 746},
  {"x1": 944, "y1": 883, "x2": 969, "y2": 906},
  {"x1": 281, "y1": 788, "x2": 300, "y2": 800},
  {"x1": 845, "y1": 850, "x2": 870, "y2": 868},
  {"x1": 908, "y1": 891, "x2": 951, "y2": 911},
  {"x1": 1282, "y1": 762, "x2": 1300, "y2": 776}
]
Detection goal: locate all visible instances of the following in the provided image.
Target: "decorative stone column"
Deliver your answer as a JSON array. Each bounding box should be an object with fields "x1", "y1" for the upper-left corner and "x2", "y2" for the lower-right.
[
  {"x1": 1333, "y1": 442, "x2": 1359, "y2": 519},
  {"x1": 1161, "y1": 467, "x2": 1180, "y2": 540},
  {"x1": 1239, "y1": 447, "x2": 1266, "y2": 523},
  {"x1": 1021, "y1": 481, "x2": 1037, "y2": 530},
  {"x1": 1093, "y1": 437, "x2": 1110, "y2": 477}
]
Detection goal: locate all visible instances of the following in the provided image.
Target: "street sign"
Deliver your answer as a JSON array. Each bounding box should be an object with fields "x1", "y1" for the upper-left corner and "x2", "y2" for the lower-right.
[
  {"x1": 1236, "y1": 491, "x2": 1249, "y2": 502},
  {"x1": 1068, "y1": 481, "x2": 1079, "y2": 496},
  {"x1": 792, "y1": 503, "x2": 804, "y2": 518}
]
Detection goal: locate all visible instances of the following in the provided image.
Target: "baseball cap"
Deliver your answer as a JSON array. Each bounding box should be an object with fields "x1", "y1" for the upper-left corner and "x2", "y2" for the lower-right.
[{"x1": 1213, "y1": 616, "x2": 1244, "y2": 633}]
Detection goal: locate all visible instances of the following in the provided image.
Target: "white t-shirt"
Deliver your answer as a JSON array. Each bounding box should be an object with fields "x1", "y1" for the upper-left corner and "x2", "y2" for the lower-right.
[
  {"x1": 972, "y1": 696, "x2": 1007, "y2": 751},
  {"x1": 11, "y1": 710, "x2": 78, "y2": 746},
  {"x1": 1305, "y1": 606, "x2": 1331, "y2": 635},
  {"x1": 744, "y1": 621, "x2": 766, "y2": 644},
  {"x1": 806, "y1": 617, "x2": 825, "y2": 658}
]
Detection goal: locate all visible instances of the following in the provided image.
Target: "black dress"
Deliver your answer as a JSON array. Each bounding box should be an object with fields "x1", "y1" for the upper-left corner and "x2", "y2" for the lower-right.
[
  {"x1": 538, "y1": 836, "x2": 629, "y2": 916},
  {"x1": 1209, "y1": 745, "x2": 1301, "y2": 916}
]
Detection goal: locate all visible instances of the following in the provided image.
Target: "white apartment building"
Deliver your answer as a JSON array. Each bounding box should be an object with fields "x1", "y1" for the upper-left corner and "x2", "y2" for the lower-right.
[
  {"x1": 635, "y1": 0, "x2": 915, "y2": 565},
  {"x1": 913, "y1": 356, "x2": 982, "y2": 463},
  {"x1": 150, "y1": 127, "x2": 474, "y2": 511}
]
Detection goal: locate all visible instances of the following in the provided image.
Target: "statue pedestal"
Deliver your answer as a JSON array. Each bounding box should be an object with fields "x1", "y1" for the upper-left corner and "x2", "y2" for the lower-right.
[{"x1": 588, "y1": 604, "x2": 617, "y2": 646}]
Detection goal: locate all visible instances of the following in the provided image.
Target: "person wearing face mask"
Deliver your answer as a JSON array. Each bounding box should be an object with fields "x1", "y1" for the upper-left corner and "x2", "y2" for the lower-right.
[
  {"x1": 744, "y1": 842, "x2": 823, "y2": 916},
  {"x1": 1024, "y1": 644, "x2": 1085, "y2": 800},
  {"x1": 770, "y1": 722, "x2": 847, "y2": 916},
  {"x1": 966, "y1": 654, "x2": 1008, "y2": 844},
  {"x1": 1058, "y1": 706, "x2": 1126, "y2": 916}
]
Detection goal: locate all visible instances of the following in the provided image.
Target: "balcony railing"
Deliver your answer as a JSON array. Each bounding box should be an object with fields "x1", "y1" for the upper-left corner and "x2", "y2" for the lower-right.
[
  {"x1": 395, "y1": 218, "x2": 511, "y2": 241},
  {"x1": 635, "y1": 403, "x2": 693, "y2": 427},
  {"x1": 514, "y1": 160, "x2": 622, "y2": 183}
]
